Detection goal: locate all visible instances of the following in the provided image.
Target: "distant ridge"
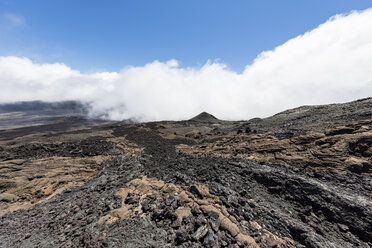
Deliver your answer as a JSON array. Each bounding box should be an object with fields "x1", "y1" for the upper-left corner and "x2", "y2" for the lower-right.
[
  {"x1": 0, "y1": 100, "x2": 88, "y2": 114},
  {"x1": 190, "y1": 112, "x2": 219, "y2": 122},
  {"x1": 0, "y1": 101, "x2": 90, "y2": 130}
]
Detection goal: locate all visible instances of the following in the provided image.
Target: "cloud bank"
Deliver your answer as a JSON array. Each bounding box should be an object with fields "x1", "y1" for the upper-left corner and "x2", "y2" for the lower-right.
[{"x1": 0, "y1": 9, "x2": 372, "y2": 121}]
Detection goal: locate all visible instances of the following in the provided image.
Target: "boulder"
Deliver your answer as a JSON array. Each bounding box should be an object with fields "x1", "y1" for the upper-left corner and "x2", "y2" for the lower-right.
[{"x1": 0, "y1": 193, "x2": 18, "y2": 202}]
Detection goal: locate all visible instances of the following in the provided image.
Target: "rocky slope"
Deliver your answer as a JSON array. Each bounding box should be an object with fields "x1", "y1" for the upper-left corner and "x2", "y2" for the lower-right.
[{"x1": 0, "y1": 98, "x2": 371, "y2": 247}]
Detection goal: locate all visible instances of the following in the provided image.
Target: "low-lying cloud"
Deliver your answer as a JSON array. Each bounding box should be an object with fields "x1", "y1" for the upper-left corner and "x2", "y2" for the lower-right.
[{"x1": 1, "y1": 9, "x2": 372, "y2": 121}]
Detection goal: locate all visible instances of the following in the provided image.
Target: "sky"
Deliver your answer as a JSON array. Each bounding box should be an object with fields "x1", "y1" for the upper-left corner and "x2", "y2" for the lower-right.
[
  {"x1": 1, "y1": 0, "x2": 372, "y2": 72},
  {"x1": 0, "y1": 1, "x2": 372, "y2": 121}
]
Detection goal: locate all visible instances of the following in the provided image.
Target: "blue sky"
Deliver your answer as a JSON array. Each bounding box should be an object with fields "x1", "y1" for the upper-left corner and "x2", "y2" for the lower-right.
[
  {"x1": 1, "y1": 0, "x2": 371, "y2": 72},
  {"x1": 0, "y1": 2, "x2": 372, "y2": 120}
]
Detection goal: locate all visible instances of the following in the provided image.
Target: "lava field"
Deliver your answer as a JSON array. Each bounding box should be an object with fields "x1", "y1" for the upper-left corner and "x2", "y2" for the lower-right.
[{"x1": 0, "y1": 98, "x2": 371, "y2": 248}]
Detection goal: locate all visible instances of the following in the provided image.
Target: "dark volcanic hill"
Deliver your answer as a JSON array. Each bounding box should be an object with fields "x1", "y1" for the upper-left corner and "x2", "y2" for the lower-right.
[
  {"x1": 0, "y1": 98, "x2": 371, "y2": 248},
  {"x1": 190, "y1": 112, "x2": 220, "y2": 123}
]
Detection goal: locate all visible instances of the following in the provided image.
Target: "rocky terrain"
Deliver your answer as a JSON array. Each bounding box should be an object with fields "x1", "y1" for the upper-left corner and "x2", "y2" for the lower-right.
[{"x1": 0, "y1": 98, "x2": 371, "y2": 247}]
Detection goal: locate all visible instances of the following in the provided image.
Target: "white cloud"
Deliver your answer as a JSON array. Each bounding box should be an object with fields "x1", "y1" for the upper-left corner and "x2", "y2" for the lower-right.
[
  {"x1": 1, "y1": 13, "x2": 25, "y2": 28},
  {"x1": 0, "y1": 9, "x2": 372, "y2": 121}
]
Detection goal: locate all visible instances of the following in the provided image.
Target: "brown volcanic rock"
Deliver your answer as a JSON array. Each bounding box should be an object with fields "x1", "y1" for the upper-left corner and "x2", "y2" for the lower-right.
[
  {"x1": 177, "y1": 120, "x2": 372, "y2": 175},
  {"x1": 0, "y1": 157, "x2": 99, "y2": 216},
  {"x1": 0, "y1": 128, "x2": 143, "y2": 217}
]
